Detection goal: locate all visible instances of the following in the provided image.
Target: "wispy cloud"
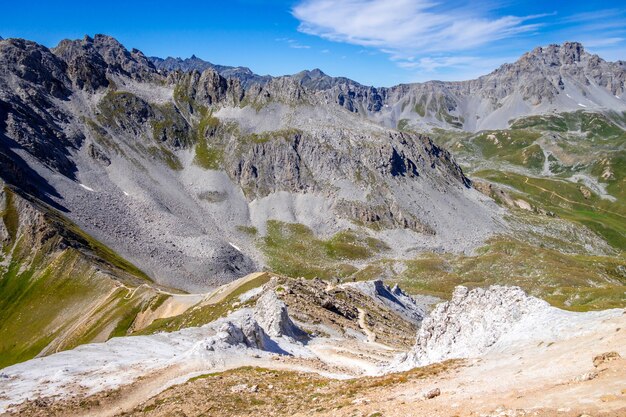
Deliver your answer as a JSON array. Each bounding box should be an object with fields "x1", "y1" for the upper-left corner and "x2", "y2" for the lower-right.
[
  {"x1": 291, "y1": 0, "x2": 626, "y2": 82},
  {"x1": 275, "y1": 37, "x2": 311, "y2": 49},
  {"x1": 397, "y1": 55, "x2": 519, "y2": 81},
  {"x1": 581, "y1": 37, "x2": 625, "y2": 48},
  {"x1": 292, "y1": 0, "x2": 543, "y2": 57},
  {"x1": 559, "y1": 8, "x2": 623, "y2": 24}
]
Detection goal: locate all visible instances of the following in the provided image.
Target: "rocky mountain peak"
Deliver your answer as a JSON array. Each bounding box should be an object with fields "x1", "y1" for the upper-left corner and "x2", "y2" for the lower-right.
[
  {"x1": 0, "y1": 37, "x2": 70, "y2": 98},
  {"x1": 523, "y1": 41, "x2": 587, "y2": 66},
  {"x1": 52, "y1": 34, "x2": 157, "y2": 89},
  {"x1": 305, "y1": 68, "x2": 326, "y2": 78}
]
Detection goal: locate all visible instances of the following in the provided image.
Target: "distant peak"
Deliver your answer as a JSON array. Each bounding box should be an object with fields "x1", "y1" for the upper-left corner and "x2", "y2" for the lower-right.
[
  {"x1": 190, "y1": 54, "x2": 197, "y2": 60},
  {"x1": 563, "y1": 41, "x2": 584, "y2": 49},
  {"x1": 309, "y1": 68, "x2": 326, "y2": 77},
  {"x1": 527, "y1": 41, "x2": 586, "y2": 62}
]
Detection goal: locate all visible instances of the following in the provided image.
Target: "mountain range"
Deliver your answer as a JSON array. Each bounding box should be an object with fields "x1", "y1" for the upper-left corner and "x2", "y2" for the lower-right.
[{"x1": 0, "y1": 33, "x2": 624, "y2": 376}]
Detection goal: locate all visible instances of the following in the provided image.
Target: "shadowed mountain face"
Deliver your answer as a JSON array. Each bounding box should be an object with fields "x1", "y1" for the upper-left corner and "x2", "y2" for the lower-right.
[{"x1": 0, "y1": 34, "x2": 499, "y2": 292}]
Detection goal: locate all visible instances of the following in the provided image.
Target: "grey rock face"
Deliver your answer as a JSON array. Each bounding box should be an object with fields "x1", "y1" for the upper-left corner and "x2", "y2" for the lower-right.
[
  {"x1": 254, "y1": 290, "x2": 304, "y2": 339},
  {"x1": 53, "y1": 34, "x2": 158, "y2": 88},
  {"x1": 151, "y1": 55, "x2": 271, "y2": 88},
  {"x1": 343, "y1": 280, "x2": 428, "y2": 324},
  {"x1": 171, "y1": 68, "x2": 244, "y2": 109},
  {"x1": 204, "y1": 316, "x2": 269, "y2": 351}
]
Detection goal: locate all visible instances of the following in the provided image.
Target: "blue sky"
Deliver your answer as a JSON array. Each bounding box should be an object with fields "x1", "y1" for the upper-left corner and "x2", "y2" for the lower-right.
[{"x1": 1, "y1": 0, "x2": 625, "y2": 86}]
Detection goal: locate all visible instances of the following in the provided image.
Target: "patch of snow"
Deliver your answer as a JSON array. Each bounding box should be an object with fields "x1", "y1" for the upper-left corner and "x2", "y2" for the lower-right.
[
  {"x1": 566, "y1": 94, "x2": 572, "y2": 98},
  {"x1": 79, "y1": 183, "x2": 95, "y2": 192},
  {"x1": 577, "y1": 103, "x2": 587, "y2": 108},
  {"x1": 123, "y1": 191, "x2": 129, "y2": 196},
  {"x1": 229, "y1": 242, "x2": 242, "y2": 252}
]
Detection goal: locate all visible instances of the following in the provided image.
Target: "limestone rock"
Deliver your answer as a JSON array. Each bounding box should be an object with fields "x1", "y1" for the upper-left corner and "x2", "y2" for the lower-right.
[
  {"x1": 424, "y1": 387, "x2": 441, "y2": 399},
  {"x1": 254, "y1": 290, "x2": 305, "y2": 339},
  {"x1": 593, "y1": 351, "x2": 621, "y2": 368},
  {"x1": 395, "y1": 286, "x2": 550, "y2": 369},
  {"x1": 204, "y1": 316, "x2": 269, "y2": 351}
]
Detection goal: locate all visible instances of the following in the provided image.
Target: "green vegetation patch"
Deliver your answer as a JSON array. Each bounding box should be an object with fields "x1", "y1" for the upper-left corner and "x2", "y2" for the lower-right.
[
  {"x1": 591, "y1": 150, "x2": 626, "y2": 202},
  {"x1": 240, "y1": 128, "x2": 301, "y2": 145},
  {"x1": 147, "y1": 145, "x2": 183, "y2": 170},
  {"x1": 511, "y1": 111, "x2": 626, "y2": 141},
  {"x1": 397, "y1": 119, "x2": 410, "y2": 132},
  {"x1": 193, "y1": 109, "x2": 224, "y2": 170},
  {"x1": 390, "y1": 237, "x2": 626, "y2": 312},
  {"x1": 475, "y1": 170, "x2": 626, "y2": 250},
  {"x1": 261, "y1": 220, "x2": 388, "y2": 280},
  {"x1": 0, "y1": 248, "x2": 111, "y2": 368}
]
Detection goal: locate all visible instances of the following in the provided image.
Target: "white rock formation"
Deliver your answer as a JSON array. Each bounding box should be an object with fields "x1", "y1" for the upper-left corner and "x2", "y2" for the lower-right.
[
  {"x1": 203, "y1": 317, "x2": 269, "y2": 351},
  {"x1": 392, "y1": 285, "x2": 623, "y2": 371},
  {"x1": 254, "y1": 290, "x2": 305, "y2": 339}
]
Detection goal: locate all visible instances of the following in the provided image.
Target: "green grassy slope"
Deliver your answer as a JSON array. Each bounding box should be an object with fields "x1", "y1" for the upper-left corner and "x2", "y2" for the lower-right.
[{"x1": 0, "y1": 188, "x2": 169, "y2": 368}]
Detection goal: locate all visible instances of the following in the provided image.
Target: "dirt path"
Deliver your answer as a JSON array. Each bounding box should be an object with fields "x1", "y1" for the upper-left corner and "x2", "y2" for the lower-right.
[
  {"x1": 84, "y1": 357, "x2": 359, "y2": 417},
  {"x1": 357, "y1": 308, "x2": 377, "y2": 343},
  {"x1": 201, "y1": 272, "x2": 269, "y2": 306},
  {"x1": 523, "y1": 176, "x2": 626, "y2": 219}
]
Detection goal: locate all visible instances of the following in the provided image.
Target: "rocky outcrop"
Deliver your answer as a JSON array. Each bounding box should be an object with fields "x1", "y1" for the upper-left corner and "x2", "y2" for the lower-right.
[
  {"x1": 170, "y1": 68, "x2": 244, "y2": 110},
  {"x1": 343, "y1": 280, "x2": 428, "y2": 324},
  {"x1": 0, "y1": 38, "x2": 81, "y2": 178},
  {"x1": 53, "y1": 34, "x2": 158, "y2": 89},
  {"x1": 254, "y1": 290, "x2": 305, "y2": 339},
  {"x1": 204, "y1": 317, "x2": 270, "y2": 351},
  {"x1": 202, "y1": 291, "x2": 305, "y2": 352},
  {"x1": 393, "y1": 286, "x2": 551, "y2": 369}
]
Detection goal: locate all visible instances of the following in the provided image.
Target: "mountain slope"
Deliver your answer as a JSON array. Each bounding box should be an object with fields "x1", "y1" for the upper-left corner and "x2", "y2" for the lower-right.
[
  {"x1": 0, "y1": 34, "x2": 500, "y2": 292},
  {"x1": 0, "y1": 182, "x2": 183, "y2": 368}
]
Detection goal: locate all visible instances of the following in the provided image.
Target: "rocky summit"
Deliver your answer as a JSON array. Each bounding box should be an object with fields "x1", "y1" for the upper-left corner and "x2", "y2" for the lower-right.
[{"x1": 0, "y1": 31, "x2": 625, "y2": 417}]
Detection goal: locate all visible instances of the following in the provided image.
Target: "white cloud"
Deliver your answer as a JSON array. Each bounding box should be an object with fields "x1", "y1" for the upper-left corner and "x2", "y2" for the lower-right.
[
  {"x1": 292, "y1": 0, "x2": 542, "y2": 58},
  {"x1": 581, "y1": 37, "x2": 625, "y2": 48},
  {"x1": 275, "y1": 37, "x2": 311, "y2": 49},
  {"x1": 397, "y1": 55, "x2": 519, "y2": 81}
]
